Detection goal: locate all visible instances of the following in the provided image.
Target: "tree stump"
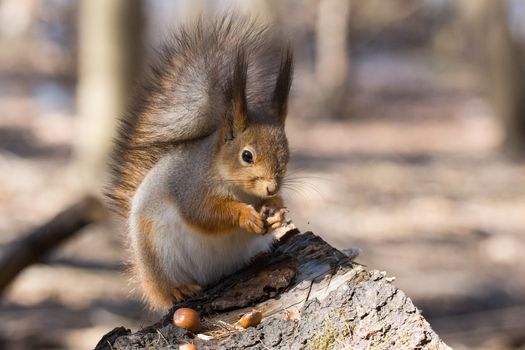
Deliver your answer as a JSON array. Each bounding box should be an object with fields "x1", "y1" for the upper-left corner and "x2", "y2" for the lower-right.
[{"x1": 95, "y1": 228, "x2": 451, "y2": 350}]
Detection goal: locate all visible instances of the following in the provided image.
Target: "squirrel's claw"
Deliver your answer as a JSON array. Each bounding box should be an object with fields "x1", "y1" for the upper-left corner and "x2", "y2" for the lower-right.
[
  {"x1": 265, "y1": 207, "x2": 288, "y2": 230},
  {"x1": 240, "y1": 205, "x2": 267, "y2": 235}
]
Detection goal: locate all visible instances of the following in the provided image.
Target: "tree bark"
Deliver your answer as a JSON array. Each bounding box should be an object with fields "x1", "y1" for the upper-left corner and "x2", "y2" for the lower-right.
[{"x1": 95, "y1": 229, "x2": 450, "y2": 350}]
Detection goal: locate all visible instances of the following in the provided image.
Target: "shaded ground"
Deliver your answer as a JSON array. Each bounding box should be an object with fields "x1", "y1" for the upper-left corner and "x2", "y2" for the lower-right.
[{"x1": 1, "y1": 51, "x2": 524, "y2": 350}]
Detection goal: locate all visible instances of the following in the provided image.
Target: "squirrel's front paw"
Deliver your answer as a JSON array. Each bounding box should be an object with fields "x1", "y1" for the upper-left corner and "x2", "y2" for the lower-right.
[
  {"x1": 239, "y1": 205, "x2": 267, "y2": 234},
  {"x1": 261, "y1": 205, "x2": 289, "y2": 230}
]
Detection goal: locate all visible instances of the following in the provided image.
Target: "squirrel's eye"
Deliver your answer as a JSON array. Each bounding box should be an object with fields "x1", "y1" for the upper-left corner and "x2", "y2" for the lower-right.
[{"x1": 241, "y1": 150, "x2": 254, "y2": 164}]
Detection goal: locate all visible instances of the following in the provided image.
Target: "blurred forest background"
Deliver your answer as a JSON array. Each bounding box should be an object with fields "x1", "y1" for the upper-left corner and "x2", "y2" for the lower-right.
[{"x1": 0, "y1": 0, "x2": 525, "y2": 349}]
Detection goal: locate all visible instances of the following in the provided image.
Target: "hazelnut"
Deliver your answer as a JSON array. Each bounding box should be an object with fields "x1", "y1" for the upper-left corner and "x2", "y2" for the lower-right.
[
  {"x1": 239, "y1": 309, "x2": 262, "y2": 329},
  {"x1": 173, "y1": 308, "x2": 200, "y2": 333},
  {"x1": 179, "y1": 344, "x2": 197, "y2": 350}
]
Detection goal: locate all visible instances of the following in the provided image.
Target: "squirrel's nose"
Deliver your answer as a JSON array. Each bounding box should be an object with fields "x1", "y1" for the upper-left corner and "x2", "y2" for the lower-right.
[{"x1": 266, "y1": 181, "x2": 277, "y2": 196}]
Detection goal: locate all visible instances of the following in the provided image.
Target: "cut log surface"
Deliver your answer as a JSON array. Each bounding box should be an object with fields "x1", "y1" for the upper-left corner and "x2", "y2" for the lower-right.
[{"x1": 96, "y1": 229, "x2": 451, "y2": 350}]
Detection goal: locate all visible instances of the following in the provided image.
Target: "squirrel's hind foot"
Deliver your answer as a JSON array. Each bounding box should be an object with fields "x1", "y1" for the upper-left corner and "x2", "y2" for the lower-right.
[
  {"x1": 172, "y1": 284, "x2": 202, "y2": 302},
  {"x1": 143, "y1": 281, "x2": 202, "y2": 311}
]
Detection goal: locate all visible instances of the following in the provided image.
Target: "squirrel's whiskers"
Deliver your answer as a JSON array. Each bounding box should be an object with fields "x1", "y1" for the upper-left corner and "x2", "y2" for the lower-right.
[{"x1": 281, "y1": 173, "x2": 327, "y2": 202}]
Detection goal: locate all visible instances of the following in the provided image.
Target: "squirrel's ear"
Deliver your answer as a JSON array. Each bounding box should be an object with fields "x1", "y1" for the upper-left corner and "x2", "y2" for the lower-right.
[
  {"x1": 272, "y1": 47, "x2": 294, "y2": 123},
  {"x1": 223, "y1": 50, "x2": 249, "y2": 142}
]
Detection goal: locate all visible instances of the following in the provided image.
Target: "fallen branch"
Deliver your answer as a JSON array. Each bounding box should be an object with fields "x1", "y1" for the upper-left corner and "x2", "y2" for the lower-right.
[
  {"x1": 96, "y1": 228, "x2": 451, "y2": 350},
  {"x1": 0, "y1": 195, "x2": 106, "y2": 295}
]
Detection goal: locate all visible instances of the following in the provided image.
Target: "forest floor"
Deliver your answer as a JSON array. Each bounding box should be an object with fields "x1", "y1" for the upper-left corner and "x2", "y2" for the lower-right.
[{"x1": 1, "y1": 51, "x2": 524, "y2": 350}]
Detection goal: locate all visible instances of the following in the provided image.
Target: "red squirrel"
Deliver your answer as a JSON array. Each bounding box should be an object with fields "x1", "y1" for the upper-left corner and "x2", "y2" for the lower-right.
[{"x1": 106, "y1": 16, "x2": 293, "y2": 310}]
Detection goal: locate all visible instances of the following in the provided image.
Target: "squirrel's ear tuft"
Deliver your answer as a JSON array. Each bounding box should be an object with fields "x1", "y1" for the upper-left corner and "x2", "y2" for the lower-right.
[
  {"x1": 272, "y1": 46, "x2": 294, "y2": 123},
  {"x1": 223, "y1": 49, "x2": 249, "y2": 142}
]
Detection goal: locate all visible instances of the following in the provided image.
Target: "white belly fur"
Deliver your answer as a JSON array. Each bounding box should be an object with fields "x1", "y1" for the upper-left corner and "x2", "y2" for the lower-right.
[
  {"x1": 130, "y1": 184, "x2": 275, "y2": 288},
  {"x1": 149, "y1": 202, "x2": 275, "y2": 286}
]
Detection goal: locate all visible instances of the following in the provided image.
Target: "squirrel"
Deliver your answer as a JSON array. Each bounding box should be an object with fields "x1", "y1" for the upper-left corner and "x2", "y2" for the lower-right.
[{"x1": 106, "y1": 16, "x2": 293, "y2": 310}]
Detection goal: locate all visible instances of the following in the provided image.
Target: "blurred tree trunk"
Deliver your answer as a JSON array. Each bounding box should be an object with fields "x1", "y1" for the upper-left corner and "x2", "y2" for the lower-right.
[
  {"x1": 315, "y1": 0, "x2": 352, "y2": 118},
  {"x1": 74, "y1": 0, "x2": 144, "y2": 193},
  {"x1": 246, "y1": 0, "x2": 279, "y2": 22},
  {"x1": 177, "y1": 0, "x2": 207, "y2": 19},
  {"x1": 458, "y1": 0, "x2": 525, "y2": 155}
]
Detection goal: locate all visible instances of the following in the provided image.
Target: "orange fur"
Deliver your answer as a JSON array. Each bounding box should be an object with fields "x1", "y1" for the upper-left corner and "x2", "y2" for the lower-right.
[
  {"x1": 262, "y1": 195, "x2": 285, "y2": 209},
  {"x1": 179, "y1": 195, "x2": 265, "y2": 235}
]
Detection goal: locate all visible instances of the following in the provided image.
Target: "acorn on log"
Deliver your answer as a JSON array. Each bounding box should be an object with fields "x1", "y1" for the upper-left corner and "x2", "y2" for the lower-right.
[{"x1": 173, "y1": 308, "x2": 200, "y2": 333}]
